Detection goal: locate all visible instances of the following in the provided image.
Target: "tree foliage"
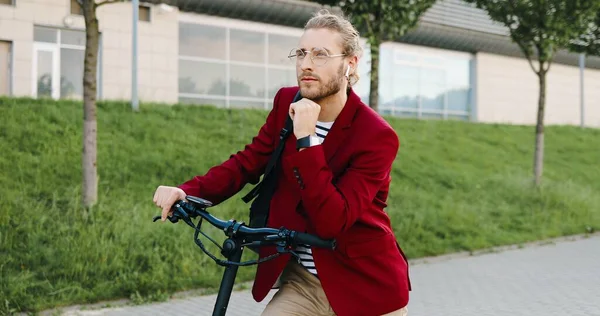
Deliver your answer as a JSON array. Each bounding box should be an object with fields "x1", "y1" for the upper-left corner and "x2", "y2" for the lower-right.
[{"x1": 570, "y1": 10, "x2": 600, "y2": 55}]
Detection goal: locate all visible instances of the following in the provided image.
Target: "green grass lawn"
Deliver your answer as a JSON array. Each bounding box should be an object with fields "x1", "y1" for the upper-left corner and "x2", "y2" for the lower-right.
[{"x1": 1, "y1": 96, "x2": 599, "y2": 313}]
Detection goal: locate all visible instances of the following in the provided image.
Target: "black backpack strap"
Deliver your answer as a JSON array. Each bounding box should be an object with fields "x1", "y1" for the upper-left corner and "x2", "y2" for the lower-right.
[
  {"x1": 241, "y1": 114, "x2": 293, "y2": 203},
  {"x1": 241, "y1": 90, "x2": 301, "y2": 230}
]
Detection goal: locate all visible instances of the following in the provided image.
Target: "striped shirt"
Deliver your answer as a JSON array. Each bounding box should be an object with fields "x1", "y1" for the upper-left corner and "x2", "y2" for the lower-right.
[{"x1": 295, "y1": 120, "x2": 334, "y2": 277}]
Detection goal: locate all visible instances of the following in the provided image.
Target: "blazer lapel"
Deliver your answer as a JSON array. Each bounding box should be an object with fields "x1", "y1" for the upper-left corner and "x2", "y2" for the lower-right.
[{"x1": 322, "y1": 89, "x2": 362, "y2": 163}]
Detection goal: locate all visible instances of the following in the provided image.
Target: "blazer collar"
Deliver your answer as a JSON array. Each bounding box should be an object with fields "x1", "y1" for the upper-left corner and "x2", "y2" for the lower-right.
[{"x1": 322, "y1": 88, "x2": 363, "y2": 162}]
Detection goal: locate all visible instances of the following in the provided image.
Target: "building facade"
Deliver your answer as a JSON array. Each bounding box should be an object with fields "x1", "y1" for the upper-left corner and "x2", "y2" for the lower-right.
[{"x1": 0, "y1": 0, "x2": 598, "y2": 127}]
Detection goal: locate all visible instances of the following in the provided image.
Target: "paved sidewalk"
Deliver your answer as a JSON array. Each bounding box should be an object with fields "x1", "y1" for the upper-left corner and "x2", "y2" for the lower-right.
[{"x1": 60, "y1": 234, "x2": 600, "y2": 316}]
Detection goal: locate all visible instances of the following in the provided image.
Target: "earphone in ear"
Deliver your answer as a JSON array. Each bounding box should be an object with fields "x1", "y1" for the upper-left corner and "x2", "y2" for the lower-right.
[{"x1": 345, "y1": 65, "x2": 351, "y2": 78}]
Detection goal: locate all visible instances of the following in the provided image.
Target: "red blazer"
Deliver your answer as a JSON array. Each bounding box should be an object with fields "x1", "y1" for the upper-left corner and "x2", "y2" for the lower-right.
[{"x1": 178, "y1": 86, "x2": 411, "y2": 316}]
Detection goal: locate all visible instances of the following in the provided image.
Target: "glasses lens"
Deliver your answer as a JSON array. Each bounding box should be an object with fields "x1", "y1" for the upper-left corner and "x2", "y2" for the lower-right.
[
  {"x1": 288, "y1": 48, "x2": 332, "y2": 66},
  {"x1": 311, "y1": 48, "x2": 329, "y2": 66},
  {"x1": 289, "y1": 48, "x2": 303, "y2": 62}
]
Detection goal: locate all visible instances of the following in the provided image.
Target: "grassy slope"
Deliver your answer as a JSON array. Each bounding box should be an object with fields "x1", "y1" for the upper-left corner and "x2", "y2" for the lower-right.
[{"x1": 1, "y1": 97, "x2": 599, "y2": 313}]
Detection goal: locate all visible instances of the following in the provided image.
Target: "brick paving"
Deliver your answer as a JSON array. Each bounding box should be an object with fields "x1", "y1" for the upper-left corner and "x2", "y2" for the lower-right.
[{"x1": 55, "y1": 234, "x2": 600, "y2": 316}]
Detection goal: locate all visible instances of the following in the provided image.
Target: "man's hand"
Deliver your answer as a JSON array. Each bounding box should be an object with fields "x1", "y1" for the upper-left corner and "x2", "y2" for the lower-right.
[
  {"x1": 153, "y1": 185, "x2": 187, "y2": 222},
  {"x1": 289, "y1": 98, "x2": 321, "y2": 139}
]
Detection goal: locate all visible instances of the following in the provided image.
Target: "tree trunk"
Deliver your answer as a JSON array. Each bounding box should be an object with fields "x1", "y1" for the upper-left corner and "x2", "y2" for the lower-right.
[
  {"x1": 82, "y1": 0, "x2": 99, "y2": 208},
  {"x1": 368, "y1": 37, "x2": 380, "y2": 112},
  {"x1": 533, "y1": 66, "x2": 547, "y2": 187}
]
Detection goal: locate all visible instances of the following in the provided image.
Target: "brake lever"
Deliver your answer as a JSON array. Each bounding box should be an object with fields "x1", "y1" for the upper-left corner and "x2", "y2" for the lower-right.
[
  {"x1": 275, "y1": 244, "x2": 301, "y2": 262},
  {"x1": 152, "y1": 215, "x2": 180, "y2": 223},
  {"x1": 167, "y1": 202, "x2": 198, "y2": 229}
]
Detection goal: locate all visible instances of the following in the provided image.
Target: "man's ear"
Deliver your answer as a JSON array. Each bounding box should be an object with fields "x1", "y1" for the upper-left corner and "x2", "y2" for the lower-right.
[{"x1": 347, "y1": 55, "x2": 358, "y2": 75}]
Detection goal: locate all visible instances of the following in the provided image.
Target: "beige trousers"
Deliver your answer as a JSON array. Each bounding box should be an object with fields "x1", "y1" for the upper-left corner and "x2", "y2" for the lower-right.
[{"x1": 261, "y1": 260, "x2": 408, "y2": 316}]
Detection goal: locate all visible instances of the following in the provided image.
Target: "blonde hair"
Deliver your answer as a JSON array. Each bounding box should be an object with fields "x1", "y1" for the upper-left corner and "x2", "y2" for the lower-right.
[{"x1": 304, "y1": 9, "x2": 363, "y2": 86}]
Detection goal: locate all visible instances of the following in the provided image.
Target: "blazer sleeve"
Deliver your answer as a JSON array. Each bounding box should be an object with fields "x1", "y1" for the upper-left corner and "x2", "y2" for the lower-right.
[
  {"x1": 281, "y1": 127, "x2": 399, "y2": 240},
  {"x1": 177, "y1": 89, "x2": 285, "y2": 205}
]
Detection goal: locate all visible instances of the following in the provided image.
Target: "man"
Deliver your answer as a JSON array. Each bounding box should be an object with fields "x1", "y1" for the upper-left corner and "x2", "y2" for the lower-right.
[{"x1": 153, "y1": 9, "x2": 411, "y2": 316}]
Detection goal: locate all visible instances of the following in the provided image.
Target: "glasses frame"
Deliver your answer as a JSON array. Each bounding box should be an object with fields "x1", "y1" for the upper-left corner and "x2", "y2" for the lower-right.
[{"x1": 287, "y1": 47, "x2": 346, "y2": 66}]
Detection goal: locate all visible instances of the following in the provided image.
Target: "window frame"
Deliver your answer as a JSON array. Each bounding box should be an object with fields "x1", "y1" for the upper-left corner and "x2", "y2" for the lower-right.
[
  {"x1": 31, "y1": 26, "x2": 102, "y2": 100},
  {"x1": 379, "y1": 41, "x2": 475, "y2": 121},
  {"x1": 0, "y1": 0, "x2": 15, "y2": 7},
  {"x1": 177, "y1": 13, "x2": 303, "y2": 109}
]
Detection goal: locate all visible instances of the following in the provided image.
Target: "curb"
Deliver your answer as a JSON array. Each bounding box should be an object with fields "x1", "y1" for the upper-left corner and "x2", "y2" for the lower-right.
[{"x1": 406, "y1": 231, "x2": 599, "y2": 266}]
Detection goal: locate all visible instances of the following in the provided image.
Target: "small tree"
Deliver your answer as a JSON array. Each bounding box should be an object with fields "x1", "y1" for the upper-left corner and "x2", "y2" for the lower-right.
[
  {"x1": 310, "y1": 0, "x2": 437, "y2": 111},
  {"x1": 463, "y1": 0, "x2": 600, "y2": 186},
  {"x1": 76, "y1": 0, "x2": 120, "y2": 207}
]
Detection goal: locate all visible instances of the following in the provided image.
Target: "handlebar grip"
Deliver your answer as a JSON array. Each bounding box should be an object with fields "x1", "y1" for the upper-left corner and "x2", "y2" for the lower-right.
[{"x1": 293, "y1": 232, "x2": 336, "y2": 249}]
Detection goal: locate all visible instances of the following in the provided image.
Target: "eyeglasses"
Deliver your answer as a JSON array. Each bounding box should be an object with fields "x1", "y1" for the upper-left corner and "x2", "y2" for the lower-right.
[{"x1": 288, "y1": 47, "x2": 345, "y2": 66}]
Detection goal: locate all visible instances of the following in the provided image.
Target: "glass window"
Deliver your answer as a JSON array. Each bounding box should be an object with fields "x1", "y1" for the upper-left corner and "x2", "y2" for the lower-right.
[
  {"x1": 60, "y1": 48, "x2": 84, "y2": 99},
  {"x1": 268, "y1": 68, "x2": 296, "y2": 98},
  {"x1": 0, "y1": 41, "x2": 11, "y2": 96},
  {"x1": 380, "y1": 108, "x2": 393, "y2": 116},
  {"x1": 448, "y1": 114, "x2": 469, "y2": 121},
  {"x1": 179, "y1": 23, "x2": 226, "y2": 59},
  {"x1": 178, "y1": 60, "x2": 226, "y2": 95},
  {"x1": 33, "y1": 27, "x2": 100, "y2": 100},
  {"x1": 393, "y1": 82, "x2": 419, "y2": 110},
  {"x1": 0, "y1": 0, "x2": 13, "y2": 5},
  {"x1": 70, "y1": 0, "x2": 83, "y2": 15},
  {"x1": 177, "y1": 23, "x2": 302, "y2": 108},
  {"x1": 395, "y1": 110, "x2": 418, "y2": 118},
  {"x1": 61, "y1": 29, "x2": 86, "y2": 46},
  {"x1": 421, "y1": 68, "x2": 445, "y2": 85},
  {"x1": 446, "y1": 59, "x2": 470, "y2": 89},
  {"x1": 36, "y1": 50, "x2": 54, "y2": 98},
  {"x1": 34, "y1": 27, "x2": 57, "y2": 43},
  {"x1": 230, "y1": 29, "x2": 265, "y2": 64},
  {"x1": 421, "y1": 113, "x2": 444, "y2": 119},
  {"x1": 448, "y1": 88, "x2": 470, "y2": 112},
  {"x1": 139, "y1": 5, "x2": 150, "y2": 22},
  {"x1": 229, "y1": 65, "x2": 265, "y2": 98},
  {"x1": 230, "y1": 100, "x2": 265, "y2": 109},
  {"x1": 422, "y1": 56, "x2": 444, "y2": 66},
  {"x1": 378, "y1": 44, "x2": 473, "y2": 119},
  {"x1": 268, "y1": 34, "x2": 299, "y2": 66},
  {"x1": 420, "y1": 83, "x2": 445, "y2": 111},
  {"x1": 394, "y1": 51, "x2": 418, "y2": 63},
  {"x1": 377, "y1": 47, "x2": 394, "y2": 108},
  {"x1": 388, "y1": 62, "x2": 419, "y2": 110},
  {"x1": 394, "y1": 65, "x2": 420, "y2": 81},
  {"x1": 421, "y1": 94, "x2": 444, "y2": 111},
  {"x1": 179, "y1": 97, "x2": 225, "y2": 107},
  {"x1": 352, "y1": 43, "x2": 371, "y2": 105}
]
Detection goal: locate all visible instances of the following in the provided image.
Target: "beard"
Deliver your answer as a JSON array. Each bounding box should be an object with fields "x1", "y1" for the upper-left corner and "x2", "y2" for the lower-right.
[{"x1": 298, "y1": 63, "x2": 345, "y2": 103}]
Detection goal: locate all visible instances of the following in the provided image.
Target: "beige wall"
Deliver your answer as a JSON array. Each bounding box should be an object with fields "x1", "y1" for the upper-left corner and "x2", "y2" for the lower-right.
[
  {"x1": 476, "y1": 52, "x2": 600, "y2": 128},
  {"x1": 0, "y1": 0, "x2": 179, "y2": 103},
  {"x1": 0, "y1": 0, "x2": 34, "y2": 97},
  {"x1": 95, "y1": 2, "x2": 178, "y2": 103},
  {"x1": 583, "y1": 66, "x2": 600, "y2": 128}
]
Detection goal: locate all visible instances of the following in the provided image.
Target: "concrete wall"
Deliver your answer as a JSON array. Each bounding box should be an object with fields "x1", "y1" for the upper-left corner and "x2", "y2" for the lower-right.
[
  {"x1": 476, "y1": 52, "x2": 600, "y2": 128},
  {"x1": 95, "y1": 2, "x2": 178, "y2": 103},
  {"x1": 0, "y1": 0, "x2": 179, "y2": 103},
  {"x1": 0, "y1": 0, "x2": 36, "y2": 97}
]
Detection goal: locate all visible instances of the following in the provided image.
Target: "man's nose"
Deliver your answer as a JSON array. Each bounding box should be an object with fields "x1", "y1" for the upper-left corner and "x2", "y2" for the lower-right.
[{"x1": 299, "y1": 55, "x2": 313, "y2": 71}]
